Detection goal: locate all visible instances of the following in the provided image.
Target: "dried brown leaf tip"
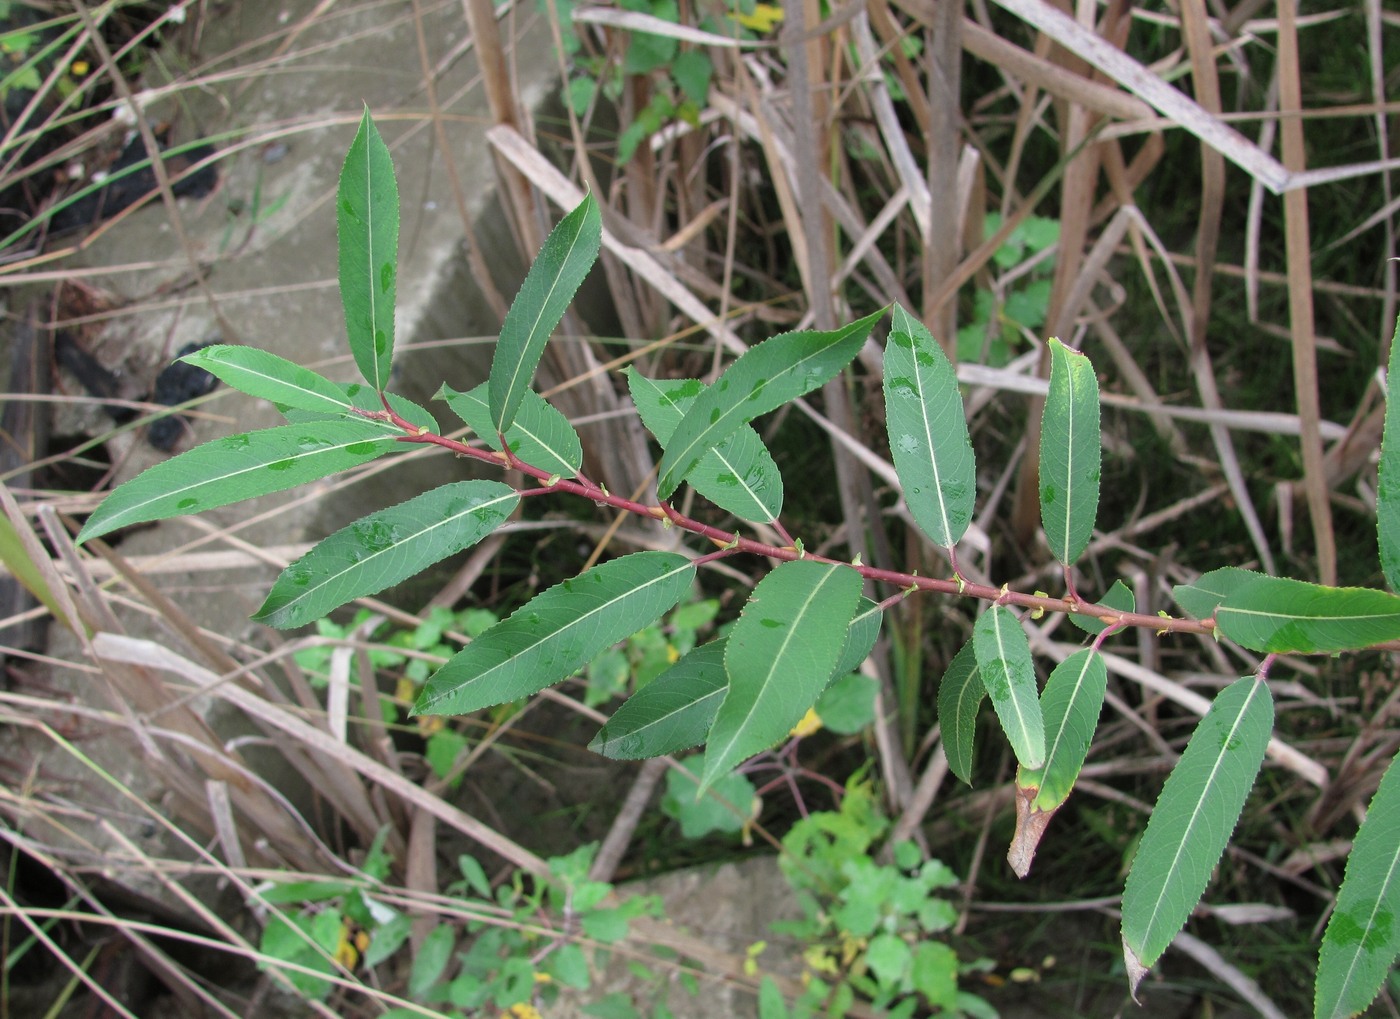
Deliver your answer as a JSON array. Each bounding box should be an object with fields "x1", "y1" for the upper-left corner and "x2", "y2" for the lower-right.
[{"x1": 1007, "y1": 781, "x2": 1056, "y2": 879}]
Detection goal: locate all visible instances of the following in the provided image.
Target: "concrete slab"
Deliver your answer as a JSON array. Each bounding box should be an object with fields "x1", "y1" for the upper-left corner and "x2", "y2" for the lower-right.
[{"x1": 19, "y1": 0, "x2": 566, "y2": 904}]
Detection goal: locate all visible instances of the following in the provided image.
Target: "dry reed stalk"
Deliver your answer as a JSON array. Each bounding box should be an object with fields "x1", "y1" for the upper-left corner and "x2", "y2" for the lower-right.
[
  {"x1": 461, "y1": 0, "x2": 542, "y2": 256},
  {"x1": 920, "y1": 0, "x2": 963, "y2": 345},
  {"x1": 94, "y1": 632, "x2": 551, "y2": 875},
  {"x1": 1275, "y1": 0, "x2": 1334, "y2": 583},
  {"x1": 411, "y1": 0, "x2": 510, "y2": 322},
  {"x1": 93, "y1": 542, "x2": 403, "y2": 856}
]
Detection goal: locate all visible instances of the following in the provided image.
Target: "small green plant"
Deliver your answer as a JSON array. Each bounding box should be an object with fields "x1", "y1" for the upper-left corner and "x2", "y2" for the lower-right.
[
  {"x1": 957, "y1": 213, "x2": 1059, "y2": 366},
  {"x1": 762, "y1": 778, "x2": 995, "y2": 1019},
  {"x1": 74, "y1": 109, "x2": 1400, "y2": 1016},
  {"x1": 257, "y1": 837, "x2": 661, "y2": 1016},
  {"x1": 553, "y1": 0, "x2": 715, "y2": 164}
]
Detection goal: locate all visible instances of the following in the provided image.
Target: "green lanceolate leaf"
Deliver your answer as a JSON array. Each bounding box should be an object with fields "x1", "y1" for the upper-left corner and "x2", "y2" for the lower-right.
[
  {"x1": 626, "y1": 369, "x2": 783, "y2": 522},
  {"x1": 833, "y1": 597, "x2": 883, "y2": 676},
  {"x1": 1020, "y1": 649, "x2": 1106, "y2": 810},
  {"x1": 1120, "y1": 676, "x2": 1273, "y2": 990},
  {"x1": 1040, "y1": 338, "x2": 1101, "y2": 566},
  {"x1": 1215, "y1": 576, "x2": 1400, "y2": 654},
  {"x1": 938, "y1": 639, "x2": 984, "y2": 786},
  {"x1": 255, "y1": 481, "x2": 518, "y2": 629},
  {"x1": 591, "y1": 594, "x2": 884, "y2": 761},
  {"x1": 338, "y1": 108, "x2": 399, "y2": 392},
  {"x1": 590, "y1": 639, "x2": 728, "y2": 759},
  {"x1": 1172, "y1": 566, "x2": 1265, "y2": 621},
  {"x1": 972, "y1": 605, "x2": 1045, "y2": 770},
  {"x1": 1315, "y1": 752, "x2": 1400, "y2": 1019},
  {"x1": 488, "y1": 193, "x2": 602, "y2": 434},
  {"x1": 701, "y1": 560, "x2": 862, "y2": 789},
  {"x1": 1376, "y1": 312, "x2": 1400, "y2": 591},
  {"x1": 882, "y1": 304, "x2": 974, "y2": 548},
  {"x1": 413, "y1": 551, "x2": 695, "y2": 716},
  {"x1": 76, "y1": 420, "x2": 399, "y2": 545},
  {"x1": 180, "y1": 345, "x2": 350, "y2": 416},
  {"x1": 438, "y1": 382, "x2": 582, "y2": 479},
  {"x1": 1070, "y1": 578, "x2": 1134, "y2": 636},
  {"x1": 656, "y1": 309, "x2": 885, "y2": 499},
  {"x1": 813, "y1": 672, "x2": 876, "y2": 735}
]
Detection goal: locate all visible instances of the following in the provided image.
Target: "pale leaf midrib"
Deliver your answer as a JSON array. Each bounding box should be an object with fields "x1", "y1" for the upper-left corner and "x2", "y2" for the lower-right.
[{"x1": 419, "y1": 558, "x2": 692, "y2": 710}]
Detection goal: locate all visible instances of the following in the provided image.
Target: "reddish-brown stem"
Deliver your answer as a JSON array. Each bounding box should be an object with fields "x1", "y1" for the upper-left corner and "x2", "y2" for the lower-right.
[{"x1": 375, "y1": 414, "x2": 1400, "y2": 653}]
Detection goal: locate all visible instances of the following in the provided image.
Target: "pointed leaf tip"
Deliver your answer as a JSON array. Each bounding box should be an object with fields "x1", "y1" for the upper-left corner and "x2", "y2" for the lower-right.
[
  {"x1": 1120, "y1": 677, "x2": 1272, "y2": 976},
  {"x1": 1315, "y1": 752, "x2": 1400, "y2": 1019},
  {"x1": 972, "y1": 605, "x2": 1045, "y2": 770},
  {"x1": 338, "y1": 108, "x2": 399, "y2": 392},
  {"x1": 883, "y1": 304, "x2": 975, "y2": 549},
  {"x1": 1215, "y1": 576, "x2": 1400, "y2": 654},
  {"x1": 255, "y1": 481, "x2": 518, "y2": 629},
  {"x1": 488, "y1": 193, "x2": 602, "y2": 434},
  {"x1": 938, "y1": 639, "x2": 984, "y2": 786},
  {"x1": 1377, "y1": 311, "x2": 1400, "y2": 591},
  {"x1": 413, "y1": 550, "x2": 694, "y2": 716},
  {"x1": 656, "y1": 309, "x2": 883, "y2": 498},
  {"x1": 76, "y1": 420, "x2": 397, "y2": 545},
  {"x1": 1040, "y1": 337, "x2": 1101, "y2": 566},
  {"x1": 627, "y1": 372, "x2": 784, "y2": 523},
  {"x1": 700, "y1": 560, "x2": 862, "y2": 790}
]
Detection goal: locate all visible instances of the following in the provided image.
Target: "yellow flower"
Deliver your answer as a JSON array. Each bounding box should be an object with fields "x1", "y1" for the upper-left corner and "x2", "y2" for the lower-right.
[
  {"x1": 730, "y1": 2, "x2": 784, "y2": 32},
  {"x1": 789, "y1": 707, "x2": 822, "y2": 738},
  {"x1": 333, "y1": 918, "x2": 369, "y2": 969}
]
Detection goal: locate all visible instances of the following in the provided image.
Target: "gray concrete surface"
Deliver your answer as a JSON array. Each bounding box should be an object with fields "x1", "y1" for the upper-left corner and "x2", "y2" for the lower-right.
[{"x1": 23, "y1": 0, "x2": 563, "y2": 936}]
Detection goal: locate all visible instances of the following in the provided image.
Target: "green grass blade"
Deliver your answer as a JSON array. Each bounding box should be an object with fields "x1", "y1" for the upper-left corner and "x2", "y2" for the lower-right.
[
  {"x1": 626, "y1": 369, "x2": 784, "y2": 523},
  {"x1": 1215, "y1": 576, "x2": 1400, "y2": 653},
  {"x1": 337, "y1": 108, "x2": 399, "y2": 392},
  {"x1": 179, "y1": 345, "x2": 355, "y2": 416},
  {"x1": 938, "y1": 639, "x2": 984, "y2": 786},
  {"x1": 656, "y1": 309, "x2": 885, "y2": 499},
  {"x1": 882, "y1": 304, "x2": 974, "y2": 548},
  {"x1": 412, "y1": 551, "x2": 695, "y2": 716},
  {"x1": 76, "y1": 421, "x2": 398, "y2": 545},
  {"x1": 1121, "y1": 676, "x2": 1273, "y2": 990},
  {"x1": 1377, "y1": 312, "x2": 1400, "y2": 591},
  {"x1": 254, "y1": 481, "x2": 518, "y2": 628},
  {"x1": 1020, "y1": 648, "x2": 1106, "y2": 810},
  {"x1": 488, "y1": 194, "x2": 602, "y2": 434},
  {"x1": 1040, "y1": 338, "x2": 1101, "y2": 566},
  {"x1": 590, "y1": 639, "x2": 728, "y2": 759},
  {"x1": 1172, "y1": 566, "x2": 1266, "y2": 621},
  {"x1": 701, "y1": 560, "x2": 862, "y2": 789},
  {"x1": 972, "y1": 605, "x2": 1045, "y2": 770},
  {"x1": 1315, "y1": 752, "x2": 1400, "y2": 1019},
  {"x1": 0, "y1": 511, "x2": 68, "y2": 629},
  {"x1": 439, "y1": 382, "x2": 583, "y2": 479}
]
